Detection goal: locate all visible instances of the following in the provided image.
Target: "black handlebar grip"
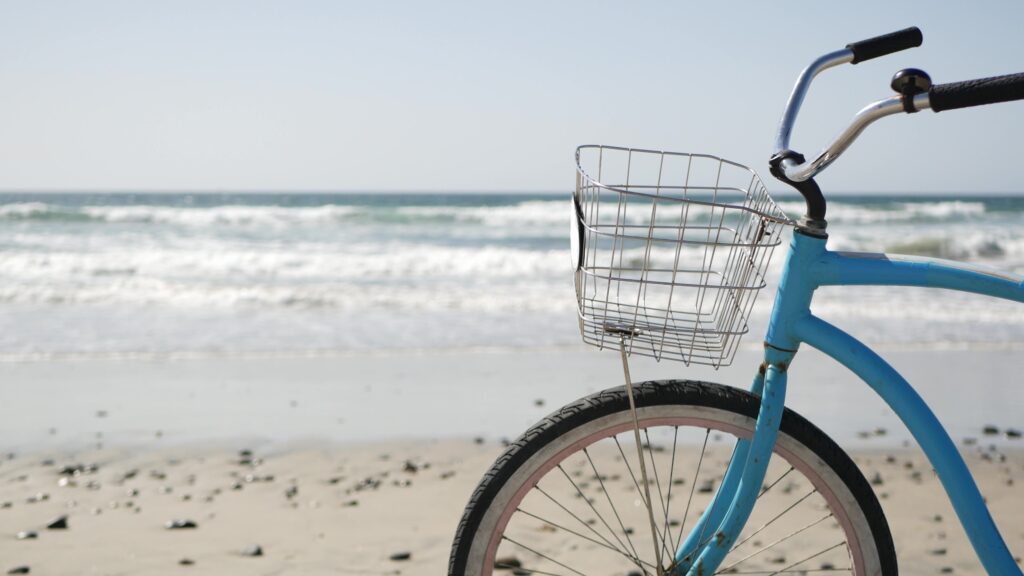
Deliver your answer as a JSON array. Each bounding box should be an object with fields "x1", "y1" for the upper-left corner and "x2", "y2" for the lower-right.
[
  {"x1": 929, "y1": 73, "x2": 1024, "y2": 112},
  {"x1": 846, "y1": 27, "x2": 923, "y2": 64}
]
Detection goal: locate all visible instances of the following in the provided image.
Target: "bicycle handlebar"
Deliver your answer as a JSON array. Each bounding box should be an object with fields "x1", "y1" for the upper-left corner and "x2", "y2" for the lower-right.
[
  {"x1": 774, "y1": 27, "x2": 924, "y2": 157},
  {"x1": 775, "y1": 28, "x2": 1024, "y2": 188},
  {"x1": 929, "y1": 73, "x2": 1024, "y2": 112},
  {"x1": 778, "y1": 69, "x2": 1024, "y2": 184},
  {"x1": 847, "y1": 27, "x2": 923, "y2": 64},
  {"x1": 770, "y1": 27, "x2": 1024, "y2": 230}
]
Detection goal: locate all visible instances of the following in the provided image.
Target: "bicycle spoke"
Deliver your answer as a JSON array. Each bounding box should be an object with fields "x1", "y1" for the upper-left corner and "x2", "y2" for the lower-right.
[
  {"x1": 715, "y1": 568, "x2": 851, "y2": 574},
  {"x1": 642, "y1": 428, "x2": 677, "y2": 563},
  {"x1": 757, "y1": 466, "x2": 795, "y2": 499},
  {"x1": 514, "y1": 507, "x2": 658, "y2": 571},
  {"x1": 717, "y1": 512, "x2": 833, "y2": 573},
  {"x1": 729, "y1": 488, "x2": 819, "y2": 552},
  {"x1": 675, "y1": 429, "x2": 711, "y2": 552},
  {"x1": 534, "y1": 485, "x2": 627, "y2": 559},
  {"x1": 661, "y1": 427, "x2": 680, "y2": 557},
  {"x1": 612, "y1": 436, "x2": 672, "y2": 548},
  {"x1": 532, "y1": 481, "x2": 626, "y2": 553},
  {"x1": 582, "y1": 448, "x2": 643, "y2": 562},
  {"x1": 501, "y1": 535, "x2": 590, "y2": 576},
  {"x1": 555, "y1": 464, "x2": 639, "y2": 562},
  {"x1": 613, "y1": 436, "x2": 648, "y2": 507},
  {"x1": 765, "y1": 541, "x2": 849, "y2": 575}
]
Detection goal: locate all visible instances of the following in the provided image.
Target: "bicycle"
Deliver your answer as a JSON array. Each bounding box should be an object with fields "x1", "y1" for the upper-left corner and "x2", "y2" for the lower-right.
[{"x1": 450, "y1": 27, "x2": 1024, "y2": 575}]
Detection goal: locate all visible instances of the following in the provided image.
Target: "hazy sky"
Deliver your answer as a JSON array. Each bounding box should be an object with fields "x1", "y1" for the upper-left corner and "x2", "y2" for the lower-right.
[{"x1": 1, "y1": 1, "x2": 1022, "y2": 193}]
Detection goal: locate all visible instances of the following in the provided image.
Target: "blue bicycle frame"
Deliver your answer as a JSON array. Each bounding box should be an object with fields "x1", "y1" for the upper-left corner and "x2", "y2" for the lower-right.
[{"x1": 676, "y1": 230, "x2": 1024, "y2": 575}]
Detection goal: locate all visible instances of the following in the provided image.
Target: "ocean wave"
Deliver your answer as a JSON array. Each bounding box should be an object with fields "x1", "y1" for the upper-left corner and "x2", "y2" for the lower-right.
[
  {"x1": 0, "y1": 201, "x2": 575, "y2": 228},
  {"x1": 0, "y1": 202, "x2": 95, "y2": 222},
  {"x1": 1, "y1": 198, "x2": 999, "y2": 231},
  {"x1": 0, "y1": 244, "x2": 571, "y2": 281},
  {"x1": 775, "y1": 200, "x2": 987, "y2": 224},
  {"x1": 0, "y1": 202, "x2": 362, "y2": 226},
  {"x1": 825, "y1": 229, "x2": 1024, "y2": 264},
  {"x1": 0, "y1": 277, "x2": 576, "y2": 313}
]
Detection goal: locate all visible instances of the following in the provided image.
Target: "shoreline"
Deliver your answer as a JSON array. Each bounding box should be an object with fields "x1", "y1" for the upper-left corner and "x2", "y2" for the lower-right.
[
  {"x1": 4, "y1": 337, "x2": 1024, "y2": 364},
  {"x1": 2, "y1": 346, "x2": 1022, "y2": 452}
]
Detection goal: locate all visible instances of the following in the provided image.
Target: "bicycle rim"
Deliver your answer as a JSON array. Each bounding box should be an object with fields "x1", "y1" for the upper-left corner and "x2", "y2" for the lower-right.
[{"x1": 451, "y1": 382, "x2": 894, "y2": 576}]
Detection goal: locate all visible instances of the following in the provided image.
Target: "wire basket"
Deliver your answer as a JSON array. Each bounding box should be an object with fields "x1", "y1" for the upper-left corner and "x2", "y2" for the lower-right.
[{"x1": 572, "y1": 145, "x2": 792, "y2": 367}]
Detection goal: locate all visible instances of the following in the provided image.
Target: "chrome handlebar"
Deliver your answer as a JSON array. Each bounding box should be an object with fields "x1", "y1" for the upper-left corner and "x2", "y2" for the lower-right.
[
  {"x1": 771, "y1": 27, "x2": 1024, "y2": 230},
  {"x1": 777, "y1": 92, "x2": 932, "y2": 182},
  {"x1": 772, "y1": 46, "x2": 932, "y2": 183}
]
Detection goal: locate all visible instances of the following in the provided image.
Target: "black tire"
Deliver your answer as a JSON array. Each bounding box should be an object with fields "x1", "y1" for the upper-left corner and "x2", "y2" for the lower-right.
[{"x1": 449, "y1": 380, "x2": 897, "y2": 575}]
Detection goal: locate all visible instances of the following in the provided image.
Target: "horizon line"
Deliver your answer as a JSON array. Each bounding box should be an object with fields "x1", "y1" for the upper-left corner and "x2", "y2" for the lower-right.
[{"x1": 1, "y1": 188, "x2": 1024, "y2": 197}]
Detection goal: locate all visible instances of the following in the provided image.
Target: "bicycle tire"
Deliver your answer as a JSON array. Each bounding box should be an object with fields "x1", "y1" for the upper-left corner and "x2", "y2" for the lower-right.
[{"x1": 449, "y1": 380, "x2": 897, "y2": 575}]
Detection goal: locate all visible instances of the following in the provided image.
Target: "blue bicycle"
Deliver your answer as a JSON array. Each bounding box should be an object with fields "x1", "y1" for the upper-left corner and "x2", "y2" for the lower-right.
[{"x1": 451, "y1": 28, "x2": 1024, "y2": 575}]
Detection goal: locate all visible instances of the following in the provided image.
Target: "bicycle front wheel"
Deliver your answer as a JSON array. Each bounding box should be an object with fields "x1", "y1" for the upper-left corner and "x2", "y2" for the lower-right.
[{"x1": 449, "y1": 380, "x2": 896, "y2": 576}]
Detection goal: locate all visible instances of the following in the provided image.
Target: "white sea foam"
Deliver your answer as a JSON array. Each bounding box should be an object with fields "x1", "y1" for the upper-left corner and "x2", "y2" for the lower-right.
[
  {"x1": 81, "y1": 204, "x2": 361, "y2": 226},
  {"x1": 0, "y1": 202, "x2": 55, "y2": 218},
  {"x1": 776, "y1": 200, "x2": 987, "y2": 224},
  {"x1": 3, "y1": 194, "x2": 1024, "y2": 357}
]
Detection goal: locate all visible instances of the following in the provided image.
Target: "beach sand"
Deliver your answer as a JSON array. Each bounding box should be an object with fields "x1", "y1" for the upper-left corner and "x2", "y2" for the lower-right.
[
  {"x1": 0, "y1": 441, "x2": 1020, "y2": 574},
  {"x1": 0, "y1": 346, "x2": 1022, "y2": 574}
]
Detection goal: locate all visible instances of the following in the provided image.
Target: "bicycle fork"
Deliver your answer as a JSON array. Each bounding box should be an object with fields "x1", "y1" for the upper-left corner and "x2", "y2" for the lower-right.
[
  {"x1": 616, "y1": 335, "x2": 793, "y2": 576},
  {"x1": 676, "y1": 347, "x2": 792, "y2": 575}
]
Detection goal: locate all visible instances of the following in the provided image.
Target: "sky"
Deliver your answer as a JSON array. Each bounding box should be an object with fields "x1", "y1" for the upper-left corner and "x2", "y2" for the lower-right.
[{"x1": 0, "y1": 1, "x2": 1022, "y2": 193}]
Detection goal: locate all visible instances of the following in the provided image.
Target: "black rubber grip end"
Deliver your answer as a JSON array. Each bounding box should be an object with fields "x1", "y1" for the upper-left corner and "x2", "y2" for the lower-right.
[
  {"x1": 847, "y1": 27, "x2": 923, "y2": 64},
  {"x1": 929, "y1": 73, "x2": 1024, "y2": 112}
]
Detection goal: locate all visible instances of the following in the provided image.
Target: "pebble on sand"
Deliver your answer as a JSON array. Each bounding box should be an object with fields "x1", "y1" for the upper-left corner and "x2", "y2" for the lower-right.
[
  {"x1": 164, "y1": 519, "x2": 198, "y2": 530},
  {"x1": 45, "y1": 516, "x2": 68, "y2": 530},
  {"x1": 241, "y1": 544, "x2": 263, "y2": 557},
  {"x1": 6, "y1": 567, "x2": 30, "y2": 575},
  {"x1": 494, "y1": 556, "x2": 522, "y2": 569},
  {"x1": 178, "y1": 558, "x2": 194, "y2": 566},
  {"x1": 389, "y1": 551, "x2": 412, "y2": 561},
  {"x1": 15, "y1": 531, "x2": 37, "y2": 540}
]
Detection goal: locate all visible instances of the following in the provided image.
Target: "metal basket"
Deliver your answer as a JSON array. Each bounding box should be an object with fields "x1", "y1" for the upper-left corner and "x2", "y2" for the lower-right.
[{"x1": 572, "y1": 145, "x2": 792, "y2": 367}]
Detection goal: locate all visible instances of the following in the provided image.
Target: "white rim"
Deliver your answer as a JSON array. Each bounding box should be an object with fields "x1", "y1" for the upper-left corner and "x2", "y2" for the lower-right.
[{"x1": 466, "y1": 405, "x2": 881, "y2": 576}]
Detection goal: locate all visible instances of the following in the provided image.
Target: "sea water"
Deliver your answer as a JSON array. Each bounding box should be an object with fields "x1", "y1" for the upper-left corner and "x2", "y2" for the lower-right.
[{"x1": 2, "y1": 192, "x2": 1024, "y2": 361}]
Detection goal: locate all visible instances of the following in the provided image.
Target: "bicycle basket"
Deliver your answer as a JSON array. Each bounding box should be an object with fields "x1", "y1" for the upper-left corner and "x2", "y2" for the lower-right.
[{"x1": 572, "y1": 145, "x2": 792, "y2": 367}]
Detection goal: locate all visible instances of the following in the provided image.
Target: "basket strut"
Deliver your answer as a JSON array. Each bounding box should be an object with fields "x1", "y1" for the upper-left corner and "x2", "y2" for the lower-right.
[{"x1": 613, "y1": 328, "x2": 664, "y2": 575}]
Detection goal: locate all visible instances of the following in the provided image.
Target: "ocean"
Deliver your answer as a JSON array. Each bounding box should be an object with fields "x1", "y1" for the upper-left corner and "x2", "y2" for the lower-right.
[{"x1": 2, "y1": 192, "x2": 1024, "y2": 361}]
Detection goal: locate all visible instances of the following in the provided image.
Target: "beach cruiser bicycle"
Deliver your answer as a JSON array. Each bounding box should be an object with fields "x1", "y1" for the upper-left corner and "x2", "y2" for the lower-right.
[{"x1": 450, "y1": 28, "x2": 1024, "y2": 575}]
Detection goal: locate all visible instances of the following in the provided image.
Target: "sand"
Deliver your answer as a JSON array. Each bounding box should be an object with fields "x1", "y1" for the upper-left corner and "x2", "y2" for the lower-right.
[
  {"x1": 0, "y1": 441, "x2": 1020, "y2": 575},
  {"x1": 0, "y1": 346, "x2": 1022, "y2": 574}
]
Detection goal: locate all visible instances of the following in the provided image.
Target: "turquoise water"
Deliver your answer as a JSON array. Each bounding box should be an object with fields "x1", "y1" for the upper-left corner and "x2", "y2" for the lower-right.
[{"x1": 2, "y1": 192, "x2": 1024, "y2": 359}]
